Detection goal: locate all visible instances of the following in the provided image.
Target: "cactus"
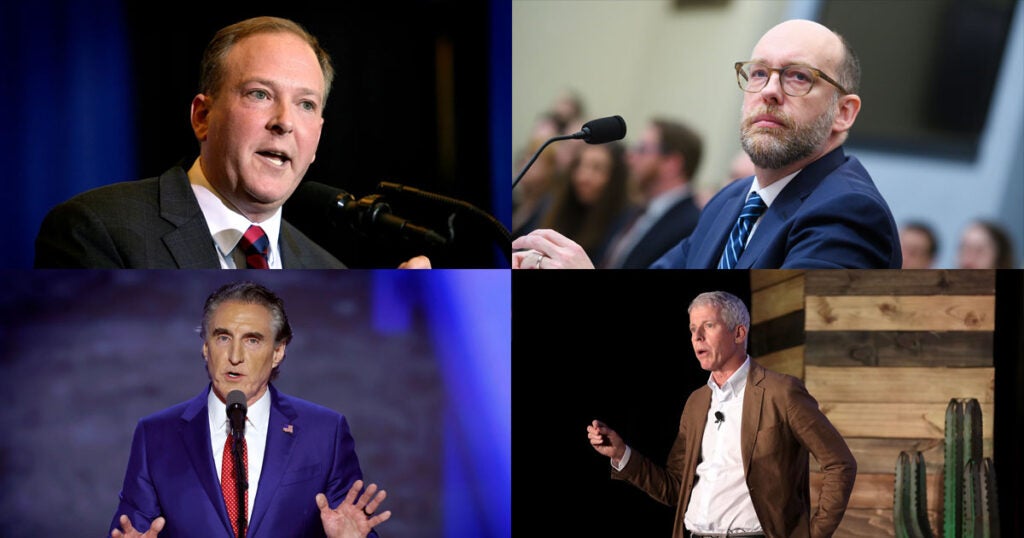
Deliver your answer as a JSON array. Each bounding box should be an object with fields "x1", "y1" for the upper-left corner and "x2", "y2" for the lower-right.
[{"x1": 893, "y1": 398, "x2": 999, "y2": 538}]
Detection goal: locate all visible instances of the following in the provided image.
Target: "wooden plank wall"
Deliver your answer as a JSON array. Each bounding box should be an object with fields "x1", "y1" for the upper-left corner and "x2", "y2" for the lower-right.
[
  {"x1": 749, "y1": 270, "x2": 996, "y2": 537},
  {"x1": 801, "y1": 270, "x2": 996, "y2": 538}
]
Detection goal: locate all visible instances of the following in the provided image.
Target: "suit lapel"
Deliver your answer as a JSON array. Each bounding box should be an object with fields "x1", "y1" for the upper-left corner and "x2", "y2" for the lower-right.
[
  {"x1": 178, "y1": 387, "x2": 236, "y2": 537},
  {"x1": 741, "y1": 363, "x2": 765, "y2": 478},
  {"x1": 736, "y1": 147, "x2": 846, "y2": 268},
  {"x1": 247, "y1": 385, "x2": 299, "y2": 537},
  {"x1": 156, "y1": 167, "x2": 222, "y2": 268},
  {"x1": 693, "y1": 179, "x2": 753, "y2": 268}
]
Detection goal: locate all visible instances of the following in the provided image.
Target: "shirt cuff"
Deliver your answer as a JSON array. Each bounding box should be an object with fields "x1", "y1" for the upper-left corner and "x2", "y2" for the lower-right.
[{"x1": 611, "y1": 445, "x2": 631, "y2": 471}]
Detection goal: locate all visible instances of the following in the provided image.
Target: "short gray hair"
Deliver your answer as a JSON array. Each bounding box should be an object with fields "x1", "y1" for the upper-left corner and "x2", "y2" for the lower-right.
[{"x1": 688, "y1": 291, "x2": 750, "y2": 332}]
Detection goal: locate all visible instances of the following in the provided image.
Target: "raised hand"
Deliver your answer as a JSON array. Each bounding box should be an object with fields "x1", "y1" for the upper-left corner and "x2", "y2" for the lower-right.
[
  {"x1": 111, "y1": 514, "x2": 165, "y2": 538},
  {"x1": 317, "y1": 479, "x2": 392, "y2": 538},
  {"x1": 587, "y1": 419, "x2": 626, "y2": 463}
]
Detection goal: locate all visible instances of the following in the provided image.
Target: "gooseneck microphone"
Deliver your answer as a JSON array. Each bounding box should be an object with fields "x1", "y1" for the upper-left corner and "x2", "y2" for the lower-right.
[
  {"x1": 512, "y1": 115, "x2": 627, "y2": 190},
  {"x1": 291, "y1": 181, "x2": 447, "y2": 247},
  {"x1": 226, "y1": 390, "x2": 248, "y2": 538}
]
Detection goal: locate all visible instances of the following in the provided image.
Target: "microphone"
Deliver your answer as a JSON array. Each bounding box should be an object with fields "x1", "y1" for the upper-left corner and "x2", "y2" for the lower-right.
[
  {"x1": 568, "y1": 115, "x2": 628, "y2": 144},
  {"x1": 291, "y1": 181, "x2": 447, "y2": 247},
  {"x1": 512, "y1": 115, "x2": 627, "y2": 189},
  {"x1": 227, "y1": 390, "x2": 247, "y2": 437},
  {"x1": 714, "y1": 411, "x2": 725, "y2": 429}
]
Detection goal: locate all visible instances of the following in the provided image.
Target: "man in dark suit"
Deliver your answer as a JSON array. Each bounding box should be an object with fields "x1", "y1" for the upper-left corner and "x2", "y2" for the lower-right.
[
  {"x1": 511, "y1": 19, "x2": 900, "y2": 270},
  {"x1": 109, "y1": 281, "x2": 390, "y2": 538},
  {"x1": 598, "y1": 118, "x2": 702, "y2": 268},
  {"x1": 34, "y1": 16, "x2": 428, "y2": 270},
  {"x1": 587, "y1": 291, "x2": 856, "y2": 538}
]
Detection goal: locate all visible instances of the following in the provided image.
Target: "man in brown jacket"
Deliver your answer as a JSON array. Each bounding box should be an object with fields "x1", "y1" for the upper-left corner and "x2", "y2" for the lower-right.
[{"x1": 588, "y1": 291, "x2": 855, "y2": 538}]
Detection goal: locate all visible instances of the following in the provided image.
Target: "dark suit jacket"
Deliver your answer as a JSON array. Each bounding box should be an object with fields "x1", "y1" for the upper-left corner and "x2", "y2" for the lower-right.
[
  {"x1": 34, "y1": 166, "x2": 345, "y2": 268},
  {"x1": 612, "y1": 361, "x2": 856, "y2": 538},
  {"x1": 650, "y1": 146, "x2": 901, "y2": 268},
  {"x1": 604, "y1": 194, "x2": 701, "y2": 269},
  {"x1": 109, "y1": 384, "x2": 375, "y2": 538}
]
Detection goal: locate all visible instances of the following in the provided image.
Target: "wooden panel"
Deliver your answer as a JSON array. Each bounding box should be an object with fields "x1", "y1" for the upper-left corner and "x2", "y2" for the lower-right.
[
  {"x1": 751, "y1": 273, "x2": 805, "y2": 324},
  {"x1": 829, "y1": 508, "x2": 940, "y2": 538},
  {"x1": 750, "y1": 269, "x2": 805, "y2": 291},
  {"x1": 843, "y1": 437, "x2": 994, "y2": 474},
  {"x1": 804, "y1": 331, "x2": 993, "y2": 367},
  {"x1": 820, "y1": 402, "x2": 994, "y2": 439},
  {"x1": 750, "y1": 310, "x2": 804, "y2": 358},
  {"x1": 811, "y1": 471, "x2": 940, "y2": 511},
  {"x1": 755, "y1": 345, "x2": 803, "y2": 380},
  {"x1": 805, "y1": 366, "x2": 994, "y2": 403},
  {"x1": 805, "y1": 269, "x2": 996, "y2": 296},
  {"x1": 805, "y1": 296, "x2": 994, "y2": 331}
]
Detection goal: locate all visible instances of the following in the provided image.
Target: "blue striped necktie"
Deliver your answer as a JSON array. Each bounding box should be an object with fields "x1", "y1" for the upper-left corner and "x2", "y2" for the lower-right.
[{"x1": 717, "y1": 191, "x2": 767, "y2": 269}]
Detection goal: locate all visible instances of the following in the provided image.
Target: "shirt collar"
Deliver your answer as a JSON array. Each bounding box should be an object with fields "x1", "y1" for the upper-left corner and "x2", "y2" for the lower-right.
[
  {"x1": 706, "y1": 355, "x2": 752, "y2": 402},
  {"x1": 749, "y1": 169, "x2": 800, "y2": 208},
  {"x1": 645, "y1": 184, "x2": 691, "y2": 218},
  {"x1": 187, "y1": 158, "x2": 282, "y2": 264},
  {"x1": 207, "y1": 385, "x2": 272, "y2": 436}
]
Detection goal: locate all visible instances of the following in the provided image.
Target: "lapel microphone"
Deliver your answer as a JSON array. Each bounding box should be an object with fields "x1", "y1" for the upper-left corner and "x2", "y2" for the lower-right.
[{"x1": 714, "y1": 411, "x2": 725, "y2": 429}]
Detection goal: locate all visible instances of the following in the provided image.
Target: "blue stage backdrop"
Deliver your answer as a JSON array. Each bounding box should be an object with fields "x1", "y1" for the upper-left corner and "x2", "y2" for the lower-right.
[{"x1": 0, "y1": 270, "x2": 510, "y2": 538}]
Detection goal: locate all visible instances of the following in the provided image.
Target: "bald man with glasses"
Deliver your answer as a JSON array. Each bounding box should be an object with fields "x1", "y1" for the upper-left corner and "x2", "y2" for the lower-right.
[{"x1": 513, "y1": 19, "x2": 901, "y2": 270}]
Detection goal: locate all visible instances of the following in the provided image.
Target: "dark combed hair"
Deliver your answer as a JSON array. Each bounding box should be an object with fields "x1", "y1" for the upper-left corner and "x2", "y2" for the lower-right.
[
  {"x1": 201, "y1": 281, "x2": 293, "y2": 345},
  {"x1": 652, "y1": 117, "x2": 704, "y2": 180},
  {"x1": 198, "y1": 16, "x2": 335, "y2": 107}
]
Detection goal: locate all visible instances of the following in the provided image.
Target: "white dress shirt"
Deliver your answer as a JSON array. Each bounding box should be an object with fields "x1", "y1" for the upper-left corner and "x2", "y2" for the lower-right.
[
  {"x1": 744, "y1": 171, "x2": 799, "y2": 246},
  {"x1": 683, "y1": 356, "x2": 762, "y2": 534},
  {"x1": 208, "y1": 388, "x2": 271, "y2": 522},
  {"x1": 187, "y1": 158, "x2": 283, "y2": 269}
]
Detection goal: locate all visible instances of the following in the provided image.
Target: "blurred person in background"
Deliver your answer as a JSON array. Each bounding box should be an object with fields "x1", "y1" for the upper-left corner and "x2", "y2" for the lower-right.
[
  {"x1": 957, "y1": 219, "x2": 1016, "y2": 269},
  {"x1": 899, "y1": 221, "x2": 939, "y2": 269}
]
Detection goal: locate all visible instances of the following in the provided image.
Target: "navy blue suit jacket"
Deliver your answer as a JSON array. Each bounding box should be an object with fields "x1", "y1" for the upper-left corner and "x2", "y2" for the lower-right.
[
  {"x1": 109, "y1": 385, "x2": 374, "y2": 538},
  {"x1": 650, "y1": 146, "x2": 901, "y2": 269}
]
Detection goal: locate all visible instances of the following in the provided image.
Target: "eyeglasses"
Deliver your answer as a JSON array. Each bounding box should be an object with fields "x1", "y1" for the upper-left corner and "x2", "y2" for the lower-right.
[
  {"x1": 630, "y1": 142, "x2": 664, "y2": 156},
  {"x1": 735, "y1": 61, "x2": 849, "y2": 97}
]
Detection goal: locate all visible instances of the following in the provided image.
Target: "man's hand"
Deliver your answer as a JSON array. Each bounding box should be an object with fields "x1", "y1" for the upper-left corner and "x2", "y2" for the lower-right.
[
  {"x1": 111, "y1": 514, "x2": 165, "y2": 538},
  {"x1": 511, "y1": 229, "x2": 595, "y2": 269},
  {"x1": 397, "y1": 255, "x2": 431, "y2": 269},
  {"x1": 318, "y1": 480, "x2": 392, "y2": 538},
  {"x1": 587, "y1": 419, "x2": 626, "y2": 464}
]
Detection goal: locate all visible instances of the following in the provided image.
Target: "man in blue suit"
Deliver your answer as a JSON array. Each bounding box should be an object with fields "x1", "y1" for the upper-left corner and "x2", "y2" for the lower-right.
[
  {"x1": 512, "y1": 19, "x2": 901, "y2": 270},
  {"x1": 109, "y1": 281, "x2": 390, "y2": 538}
]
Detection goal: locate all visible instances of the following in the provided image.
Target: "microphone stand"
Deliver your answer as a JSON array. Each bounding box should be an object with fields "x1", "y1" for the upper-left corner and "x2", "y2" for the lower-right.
[
  {"x1": 511, "y1": 133, "x2": 576, "y2": 190},
  {"x1": 231, "y1": 429, "x2": 247, "y2": 538}
]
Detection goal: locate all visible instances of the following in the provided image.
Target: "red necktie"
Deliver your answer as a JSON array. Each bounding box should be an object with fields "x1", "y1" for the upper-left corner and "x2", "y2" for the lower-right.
[
  {"x1": 222, "y1": 434, "x2": 248, "y2": 537},
  {"x1": 238, "y1": 225, "x2": 270, "y2": 269}
]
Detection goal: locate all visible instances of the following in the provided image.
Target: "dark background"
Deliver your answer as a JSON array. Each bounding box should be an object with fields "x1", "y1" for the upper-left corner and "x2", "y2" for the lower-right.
[
  {"x1": 512, "y1": 270, "x2": 751, "y2": 535},
  {"x1": 4, "y1": 0, "x2": 511, "y2": 268}
]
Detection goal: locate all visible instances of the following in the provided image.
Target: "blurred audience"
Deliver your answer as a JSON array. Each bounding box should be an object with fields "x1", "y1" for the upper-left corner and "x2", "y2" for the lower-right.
[
  {"x1": 512, "y1": 127, "x2": 562, "y2": 238},
  {"x1": 899, "y1": 221, "x2": 939, "y2": 269},
  {"x1": 696, "y1": 150, "x2": 755, "y2": 209},
  {"x1": 538, "y1": 141, "x2": 630, "y2": 262},
  {"x1": 599, "y1": 118, "x2": 703, "y2": 268},
  {"x1": 957, "y1": 219, "x2": 1016, "y2": 269}
]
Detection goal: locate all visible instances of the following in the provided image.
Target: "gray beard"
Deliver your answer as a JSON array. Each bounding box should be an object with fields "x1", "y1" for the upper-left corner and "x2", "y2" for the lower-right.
[{"x1": 740, "y1": 105, "x2": 835, "y2": 170}]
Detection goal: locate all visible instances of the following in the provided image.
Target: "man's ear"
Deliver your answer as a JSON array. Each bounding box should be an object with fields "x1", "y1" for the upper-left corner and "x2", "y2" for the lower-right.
[
  {"x1": 191, "y1": 94, "x2": 212, "y2": 142},
  {"x1": 832, "y1": 93, "x2": 862, "y2": 134}
]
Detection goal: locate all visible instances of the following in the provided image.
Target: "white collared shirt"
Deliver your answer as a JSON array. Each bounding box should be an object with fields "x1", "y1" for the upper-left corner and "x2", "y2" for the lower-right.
[
  {"x1": 745, "y1": 170, "x2": 799, "y2": 245},
  {"x1": 683, "y1": 356, "x2": 762, "y2": 534},
  {"x1": 187, "y1": 158, "x2": 283, "y2": 269},
  {"x1": 208, "y1": 387, "x2": 272, "y2": 522}
]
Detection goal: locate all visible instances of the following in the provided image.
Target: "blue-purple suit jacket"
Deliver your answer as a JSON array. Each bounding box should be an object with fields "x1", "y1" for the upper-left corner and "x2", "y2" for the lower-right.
[{"x1": 109, "y1": 384, "x2": 374, "y2": 537}]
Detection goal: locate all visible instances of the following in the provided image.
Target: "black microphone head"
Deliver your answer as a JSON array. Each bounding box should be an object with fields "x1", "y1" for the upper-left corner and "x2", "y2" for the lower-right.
[
  {"x1": 580, "y1": 115, "x2": 627, "y2": 144},
  {"x1": 227, "y1": 390, "x2": 247, "y2": 413},
  {"x1": 714, "y1": 411, "x2": 724, "y2": 422}
]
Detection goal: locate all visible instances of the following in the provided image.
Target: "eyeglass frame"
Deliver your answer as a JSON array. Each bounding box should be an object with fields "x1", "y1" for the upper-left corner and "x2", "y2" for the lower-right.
[{"x1": 734, "y1": 61, "x2": 850, "y2": 97}]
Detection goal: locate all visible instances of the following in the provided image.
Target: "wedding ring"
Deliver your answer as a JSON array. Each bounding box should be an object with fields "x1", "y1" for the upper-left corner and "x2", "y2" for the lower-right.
[{"x1": 534, "y1": 252, "x2": 545, "y2": 269}]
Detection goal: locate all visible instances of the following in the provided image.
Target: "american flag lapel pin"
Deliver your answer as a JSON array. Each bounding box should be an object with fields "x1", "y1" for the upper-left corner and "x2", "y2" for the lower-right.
[{"x1": 283, "y1": 424, "x2": 294, "y2": 435}]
